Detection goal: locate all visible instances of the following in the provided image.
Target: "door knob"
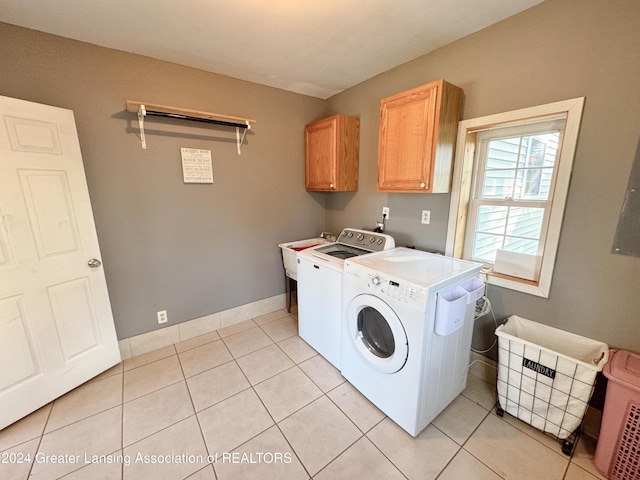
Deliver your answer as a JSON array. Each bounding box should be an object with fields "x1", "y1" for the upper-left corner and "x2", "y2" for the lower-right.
[{"x1": 88, "y1": 258, "x2": 102, "y2": 268}]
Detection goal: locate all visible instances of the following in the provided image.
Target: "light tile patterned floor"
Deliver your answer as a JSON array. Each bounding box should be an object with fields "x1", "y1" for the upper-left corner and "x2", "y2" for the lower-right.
[{"x1": 0, "y1": 308, "x2": 606, "y2": 480}]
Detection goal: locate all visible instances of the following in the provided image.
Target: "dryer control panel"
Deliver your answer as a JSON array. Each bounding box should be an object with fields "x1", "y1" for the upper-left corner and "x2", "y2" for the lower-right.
[
  {"x1": 369, "y1": 274, "x2": 428, "y2": 306},
  {"x1": 345, "y1": 265, "x2": 429, "y2": 311}
]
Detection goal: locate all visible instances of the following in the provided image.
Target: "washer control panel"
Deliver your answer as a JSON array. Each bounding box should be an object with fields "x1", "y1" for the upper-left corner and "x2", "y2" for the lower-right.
[{"x1": 339, "y1": 228, "x2": 395, "y2": 252}]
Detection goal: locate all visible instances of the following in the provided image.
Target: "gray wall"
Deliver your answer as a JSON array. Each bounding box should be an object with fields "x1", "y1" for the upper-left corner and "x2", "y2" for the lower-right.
[
  {"x1": 0, "y1": 23, "x2": 327, "y2": 339},
  {"x1": 2, "y1": 0, "x2": 639, "y2": 355},
  {"x1": 326, "y1": 0, "x2": 640, "y2": 355}
]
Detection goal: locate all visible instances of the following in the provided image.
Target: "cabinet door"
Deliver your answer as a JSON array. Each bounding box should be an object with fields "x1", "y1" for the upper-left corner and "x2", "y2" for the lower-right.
[
  {"x1": 305, "y1": 116, "x2": 337, "y2": 191},
  {"x1": 377, "y1": 83, "x2": 438, "y2": 191}
]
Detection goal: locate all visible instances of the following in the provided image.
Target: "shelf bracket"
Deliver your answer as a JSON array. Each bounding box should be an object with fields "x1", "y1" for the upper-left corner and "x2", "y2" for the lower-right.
[
  {"x1": 137, "y1": 104, "x2": 147, "y2": 150},
  {"x1": 236, "y1": 127, "x2": 248, "y2": 155}
]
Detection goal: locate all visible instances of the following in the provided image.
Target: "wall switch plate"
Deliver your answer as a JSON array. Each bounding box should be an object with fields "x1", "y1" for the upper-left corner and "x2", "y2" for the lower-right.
[
  {"x1": 157, "y1": 310, "x2": 168, "y2": 324},
  {"x1": 382, "y1": 207, "x2": 390, "y2": 219},
  {"x1": 421, "y1": 210, "x2": 431, "y2": 224}
]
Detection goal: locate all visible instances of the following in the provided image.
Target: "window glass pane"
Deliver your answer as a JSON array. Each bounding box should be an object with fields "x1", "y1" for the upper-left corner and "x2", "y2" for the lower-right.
[
  {"x1": 475, "y1": 205, "x2": 508, "y2": 235},
  {"x1": 473, "y1": 233, "x2": 505, "y2": 263},
  {"x1": 472, "y1": 206, "x2": 544, "y2": 263},
  {"x1": 486, "y1": 138, "x2": 521, "y2": 169},
  {"x1": 481, "y1": 131, "x2": 560, "y2": 201},
  {"x1": 481, "y1": 168, "x2": 517, "y2": 199},
  {"x1": 506, "y1": 206, "x2": 544, "y2": 243}
]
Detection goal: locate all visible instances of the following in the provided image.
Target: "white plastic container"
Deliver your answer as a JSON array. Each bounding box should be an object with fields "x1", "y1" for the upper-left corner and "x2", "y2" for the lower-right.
[
  {"x1": 278, "y1": 238, "x2": 328, "y2": 280},
  {"x1": 435, "y1": 285, "x2": 468, "y2": 336},
  {"x1": 461, "y1": 277, "x2": 485, "y2": 304},
  {"x1": 495, "y1": 316, "x2": 609, "y2": 440}
]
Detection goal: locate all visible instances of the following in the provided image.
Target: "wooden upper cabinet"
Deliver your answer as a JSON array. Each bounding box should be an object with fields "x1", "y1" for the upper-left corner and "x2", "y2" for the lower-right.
[
  {"x1": 305, "y1": 114, "x2": 359, "y2": 192},
  {"x1": 377, "y1": 79, "x2": 463, "y2": 193}
]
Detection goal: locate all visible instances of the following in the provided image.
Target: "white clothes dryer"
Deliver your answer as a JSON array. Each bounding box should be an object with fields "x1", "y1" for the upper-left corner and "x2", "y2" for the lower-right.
[{"x1": 340, "y1": 248, "x2": 483, "y2": 437}]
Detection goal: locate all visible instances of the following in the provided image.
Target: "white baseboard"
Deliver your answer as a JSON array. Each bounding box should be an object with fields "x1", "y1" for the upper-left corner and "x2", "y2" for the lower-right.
[{"x1": 118, "y1": 294, "x2": 286, "y2": 359}]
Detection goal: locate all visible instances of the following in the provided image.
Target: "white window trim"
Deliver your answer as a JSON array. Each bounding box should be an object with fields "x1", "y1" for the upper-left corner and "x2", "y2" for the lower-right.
[{"x1": 445, "y1": 98, "x2": 585, "y2": 298}]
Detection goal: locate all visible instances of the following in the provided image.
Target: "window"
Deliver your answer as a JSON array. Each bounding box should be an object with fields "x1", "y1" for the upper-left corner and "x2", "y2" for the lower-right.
[
  {"x1": 465, "y1": 119, "x2": 564, "y2": 265},
  {"x1": 446, "y1": 98, "x2": 585, "y2": 297}
]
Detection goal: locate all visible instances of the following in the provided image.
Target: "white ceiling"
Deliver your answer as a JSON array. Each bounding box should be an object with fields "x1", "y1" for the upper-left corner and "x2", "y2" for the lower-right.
[{"x1": 0, "y1": 0, "x2": 543, "y2": 99}]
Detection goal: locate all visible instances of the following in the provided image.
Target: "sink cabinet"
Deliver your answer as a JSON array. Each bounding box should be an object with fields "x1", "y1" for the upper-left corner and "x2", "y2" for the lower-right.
[
  {"x1": 305, "y1": 114, "x2": 359, "y2": 192},
  {"x1": 377, "y1": 79, "x2": 463, "y2": 193}
]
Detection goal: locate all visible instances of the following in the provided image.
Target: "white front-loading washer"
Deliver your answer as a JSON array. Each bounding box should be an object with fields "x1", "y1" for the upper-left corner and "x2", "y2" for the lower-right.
[{"x1": 340, "y1": 247, "x2": 482, "y2": 437}]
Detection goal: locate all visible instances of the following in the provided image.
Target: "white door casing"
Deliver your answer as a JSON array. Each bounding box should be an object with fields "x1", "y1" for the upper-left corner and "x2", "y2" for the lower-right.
[{"x1": 0, "y1": 95, "x2": 120, "y2": 430}]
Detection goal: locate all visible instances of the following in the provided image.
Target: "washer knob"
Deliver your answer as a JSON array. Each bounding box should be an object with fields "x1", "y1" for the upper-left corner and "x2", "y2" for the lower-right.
[
  {"x1": 357, "y1": 233, "x2": 364, "y2": 241},
  {"x1": 369, "y1": 237, "x2": 376, "y2": 243},
  {"x1": 371, "y1": 276, "x2": 381, "y2": 286},
  {"x1": 347, "y1": 232, "x2": 353, "y2": 238}
]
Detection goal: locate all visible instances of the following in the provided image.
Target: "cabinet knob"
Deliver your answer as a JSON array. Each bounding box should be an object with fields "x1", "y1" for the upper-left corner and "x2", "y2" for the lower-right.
[
  {"x1": 329, "y1": 183, "x2": 335, "y2": 189},
  {"x1": 420, "y1": 182, "x2": 426, "y2": 189}
]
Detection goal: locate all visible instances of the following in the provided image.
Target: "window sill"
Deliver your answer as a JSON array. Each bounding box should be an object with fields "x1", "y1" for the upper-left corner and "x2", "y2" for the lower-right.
[{"x1": 480, "y1": 268, "x2": 549, "y2": 298}]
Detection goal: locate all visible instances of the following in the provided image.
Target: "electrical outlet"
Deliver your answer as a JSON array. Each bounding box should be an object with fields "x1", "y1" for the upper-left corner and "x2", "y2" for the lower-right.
[
  {"x1": 421, "y1": 210, "x2": 431, "y2": 225},
  {"x1": 157, "y1": 310, "x2": 168, "y2": 324},
  {"x1": 382, "y1": 207, "x2": 390, "y2": 219}
]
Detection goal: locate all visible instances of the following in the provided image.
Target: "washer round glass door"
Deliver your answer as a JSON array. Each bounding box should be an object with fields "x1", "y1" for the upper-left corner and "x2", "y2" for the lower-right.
[{"x1": 346, "y1": 294, "x2": 408, "y2": 373}]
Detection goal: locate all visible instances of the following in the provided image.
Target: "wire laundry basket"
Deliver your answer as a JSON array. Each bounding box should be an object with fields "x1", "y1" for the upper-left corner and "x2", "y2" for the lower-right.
[{"x1": 495, "y1": 316, "x2": 609, "y2": 454}]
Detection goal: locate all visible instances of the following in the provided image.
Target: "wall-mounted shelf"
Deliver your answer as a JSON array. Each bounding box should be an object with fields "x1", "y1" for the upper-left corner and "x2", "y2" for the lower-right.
[{"x1": 126, "y1": 100, "x2": 256, "y2": 154}]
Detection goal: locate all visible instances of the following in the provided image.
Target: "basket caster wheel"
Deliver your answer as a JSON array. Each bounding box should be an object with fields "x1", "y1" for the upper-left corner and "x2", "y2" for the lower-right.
[
  {"x1": 496, "y1": 406, "x2": 504, "y2": 417},
  {"x1": 561, "y1": 439, "x2": 574, "y2": 456}
]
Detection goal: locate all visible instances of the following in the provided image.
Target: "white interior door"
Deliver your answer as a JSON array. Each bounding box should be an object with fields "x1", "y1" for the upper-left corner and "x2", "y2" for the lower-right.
[{"x1": 0, "y1": 95, "x2": 120, "y2": 430}]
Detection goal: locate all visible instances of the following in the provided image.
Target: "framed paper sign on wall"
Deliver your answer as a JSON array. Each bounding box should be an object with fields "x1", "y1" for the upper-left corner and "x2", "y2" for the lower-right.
[{"x1": 181, "y1": 147, "x2": 213, "y2": 184}]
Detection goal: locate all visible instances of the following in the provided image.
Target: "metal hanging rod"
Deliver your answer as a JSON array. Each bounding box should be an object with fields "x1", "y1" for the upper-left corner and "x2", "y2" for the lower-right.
[
  {"x1": 145, "y1": 110, "x2": 251, "y2": 129},
  {"x1": 126, "y1": 100, "x2": 255, "y2": 154}
]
